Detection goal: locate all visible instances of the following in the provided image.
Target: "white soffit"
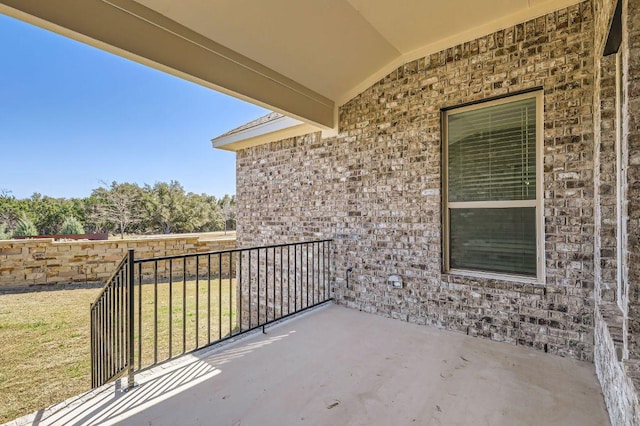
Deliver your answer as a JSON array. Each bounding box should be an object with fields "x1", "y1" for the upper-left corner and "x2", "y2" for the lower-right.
[
  {"x1": 137, "y1": 0, "x2": 581, "y2": 107},
  {"x1": 341, "y1": 0, "x2": 582, "y2": 105},
  {"x1": 134, "y1": 0, "x2": 400, "y2": 104}
]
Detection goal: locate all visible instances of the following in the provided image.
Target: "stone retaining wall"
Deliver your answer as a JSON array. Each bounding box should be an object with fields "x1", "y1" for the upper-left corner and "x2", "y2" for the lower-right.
[{"x1": 0, "y1": 234, "x2": 236, "y2": 290}]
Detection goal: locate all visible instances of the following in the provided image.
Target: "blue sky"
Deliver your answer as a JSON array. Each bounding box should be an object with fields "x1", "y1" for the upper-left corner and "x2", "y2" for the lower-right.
[{"x1": 0, "y1": 14, "x2": 268, "y2": 200}]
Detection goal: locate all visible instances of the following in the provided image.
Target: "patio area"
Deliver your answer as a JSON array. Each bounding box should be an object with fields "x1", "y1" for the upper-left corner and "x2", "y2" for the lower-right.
[{"x1": 9, "y1": 303, "x2": 609, "y2": 426}]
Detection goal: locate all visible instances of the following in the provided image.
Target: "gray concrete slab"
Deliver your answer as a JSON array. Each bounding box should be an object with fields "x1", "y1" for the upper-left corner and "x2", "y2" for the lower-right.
[{"x1": 10, "y1": 304, "x2": 609, "y2": 425}]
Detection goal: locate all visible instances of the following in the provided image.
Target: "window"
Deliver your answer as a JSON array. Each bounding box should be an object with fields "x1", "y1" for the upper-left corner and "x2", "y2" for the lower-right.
[{"x1": 443, "y1": 91, "x2": 543, "y2": 280}]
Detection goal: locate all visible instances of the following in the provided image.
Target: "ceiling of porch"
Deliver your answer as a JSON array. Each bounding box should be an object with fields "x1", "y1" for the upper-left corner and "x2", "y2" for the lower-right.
[{"x1": 0, "y1": 0, "x2": 580, "y2": 130}]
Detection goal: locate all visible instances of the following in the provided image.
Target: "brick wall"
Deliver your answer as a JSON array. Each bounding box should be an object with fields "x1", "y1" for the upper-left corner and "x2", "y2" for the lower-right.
[
  {"x1": 238, "y1": 3, "x2": 596, "y2": 360},
  {"x1": 592, "y1": 0, "x2": 640, "y2": 424},
  {"x1": 625, "y1": 0, "x2": 640, "y2": 360},
  {"x1": 0, "y1": 234, "x2": 236, "y2": 290},
  {"x1": 598, "y1": 53, "x2": 620, "y2": 299}
]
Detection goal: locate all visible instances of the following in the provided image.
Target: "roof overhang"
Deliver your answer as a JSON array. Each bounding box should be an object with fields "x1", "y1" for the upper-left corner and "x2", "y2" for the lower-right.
[
  {"x1": 0, "y1": 0, "x2": 583, "y2": 148},
  {"x1": 212, "y1": 114, "x2": 321, "y2": 152},
  {"x1": 0, "y1": 0, "x2": 335, "y2": 129}
]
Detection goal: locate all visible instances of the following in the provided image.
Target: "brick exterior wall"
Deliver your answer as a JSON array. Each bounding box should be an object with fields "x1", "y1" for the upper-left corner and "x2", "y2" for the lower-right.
[
  {"x1": 237, "y1": 2, "x2": 597, "y2": 360},
  {"x1": 0, "y1": 235, "x2": 236, "y2": 290},
  {"x1": 597, "y1": 53, "x2": 620, "y2": 300},
  {"x1": 625, "y1": 0, "x2": 640, "y2": 361},
  {"x1": 591, "y1": 0, "x2": 640, "y2": 424}
]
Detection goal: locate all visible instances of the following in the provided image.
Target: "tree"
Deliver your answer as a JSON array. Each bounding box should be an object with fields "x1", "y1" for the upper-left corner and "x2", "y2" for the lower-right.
[
  {"x1": 143, "y1": 181, "x2": 190, "y2": 234},
  {"x1": 13, "y1": 216, "x2": 38, "y2": 237},
  {"x1": 60, "y1": 216, "x2": 85, "y2": 234},
  {"x1": 0, "y1": 182, "x2": 235, "y2": 237},
  {"x1": 219, "y1": 195, "x2": 237, "y2": 234},
  {"x1": 29, "y1": 193, "x2": 79, "y2": 235},
  {"x1": 0, "y1": 190, "x2": 23, "y2": 232},
  {"x1": 90, "y1": 181, "x2": 143, "y2": 239},
  {"x1": 193, "y1": 194, "x2": 224, "y2": 232},
  {"x1": 0, "y1": 223, "x2": 11, "y2": 240}
]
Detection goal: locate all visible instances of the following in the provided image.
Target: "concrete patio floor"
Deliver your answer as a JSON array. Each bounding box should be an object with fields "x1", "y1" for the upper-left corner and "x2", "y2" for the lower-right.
[{"x1": 9, "y1": 303, "x2": 609, "y2": 426}]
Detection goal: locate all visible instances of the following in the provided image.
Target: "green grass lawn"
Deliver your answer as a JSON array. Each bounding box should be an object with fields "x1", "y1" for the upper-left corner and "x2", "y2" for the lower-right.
[
  {"x1": 0, "y1": 279, "x2": 236, "y2": 424},
  {"x1": 133, "y1": 279, "x2": 237, "y2": 370}
]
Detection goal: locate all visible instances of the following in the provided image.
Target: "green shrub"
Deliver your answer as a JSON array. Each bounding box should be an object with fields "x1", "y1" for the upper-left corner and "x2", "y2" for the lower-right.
[
  {"x1": 60, "y1": 217, "x2": 84, "y2": 235},
  {"x1": 0, "y1": 223, "x2": 10, "y2": 240},
  {"x1": 13, "y1": 217, "x2": 38, "y2": 237}
]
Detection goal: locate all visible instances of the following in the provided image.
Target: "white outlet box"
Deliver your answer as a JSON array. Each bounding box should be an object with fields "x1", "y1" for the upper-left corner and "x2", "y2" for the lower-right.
[{"x1": 388, "y1": 274, "x2": 403, "y2": 288}]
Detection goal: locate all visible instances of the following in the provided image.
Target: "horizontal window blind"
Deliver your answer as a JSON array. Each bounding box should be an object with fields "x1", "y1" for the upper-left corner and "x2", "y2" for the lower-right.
[
  {"x1": 448, "y1": 98, "x2": 536, "y2": 202},
  {"x1": 450, "y1": 208, "x2": 536, "y2": 276}
]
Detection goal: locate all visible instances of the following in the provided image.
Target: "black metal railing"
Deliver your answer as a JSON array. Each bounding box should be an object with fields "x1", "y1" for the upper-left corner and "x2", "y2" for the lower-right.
[
  {"x1": 90, "y1": 251, "x2": 134, "y2": 388},
  {"x1": 90, "y1": 240, "x2": 333, "y2": 389}
]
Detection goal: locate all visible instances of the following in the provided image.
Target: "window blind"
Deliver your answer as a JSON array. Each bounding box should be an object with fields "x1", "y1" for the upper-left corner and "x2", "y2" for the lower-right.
[
  {"x1": 449, "y1": 208, "x2": 536, "y2": 276},
  {"x1": 448, "y1": 98, "x2": 536, "y2": 202}
]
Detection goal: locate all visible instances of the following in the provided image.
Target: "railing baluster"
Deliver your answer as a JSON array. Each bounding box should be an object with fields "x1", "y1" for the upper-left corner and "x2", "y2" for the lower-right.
[
  {"x1": 328, "y1": 241, "x2": 331, "y2": 296},
  {"x1": 122, "y1": 270, "x2": 126, "y2": 370},
  {"x1": 100, "y1": 298, "x2": 105, "y2": 385},
  {"x1": 249, "y1": 250, "x2": 252, "y2": 329},
  {"x1": 127, "y1": 250, "x2": 135, "y2": 389},
  {"x1": 123, "y1": 249, "x2": 136, "y2": 389},
  {"x1": 104, "y1": 296, "x2": 107, "y2": 383},
  {"x1": 154, "y1": 260, "x2": 158, "y2": 365},
  {"x1": 182, "y1": 257, "x2": 186, "y2": 355},
  {"x1": 314, "y1": 243, "x2": 320, "y2": 303},
  {"x1": 229, "y1": 252, "x2": 233, "y2": 336},
  {"x1": 112, "y1": 276, "x2": 117, "y2": 375},
  {"x1": 271, "y1": 247, "x2": 276, "y2": 320},
  {"x1": 108, "y1": 285, "x2": 113, "y2": 378},
  {"x1": 207, "y1": 254, "x2": 211, "y2": 344},
  {"x1": 239, "y1": 251, "x2": 243, "y2": 333},
  {"x1": 138, "y1": 261, "x2": 142, "y2": 371},
  {"x1": 219, "y1": 252, "x2": 222, "y2": 340},
  {"x1": 169, "y1": 259, "x2": 173, "y2": 359},
  {"x1": 280, "y1": 246, "x2": 283, "y2": 319},
  {"x1": 287, "y1": 246, "x2": 291, "y2": 315},
  {"x1": 113, "y1": 270, "x2": 117, "y2": 378},
  {"x1": 196, "y1": 256, "x2": 199, "y2": 349},
  {"x1": 257, "y1": 249, "x2": 260, "y2": 327},
  {"x1": 287, "y1": 245, "x2": 291, "y2": 315},
  {"x1": 265, "y1": 247, "x2": 268, "y2": 324},
  {"x1": 90, "y1": 307, "x2": 94, "y2": 387},
  {"x1": 322, "y1": 241, "x2": 326, "y2": 300},
  {"x1": 305, "y1": 244, "x2": 309, "y2": 307}
]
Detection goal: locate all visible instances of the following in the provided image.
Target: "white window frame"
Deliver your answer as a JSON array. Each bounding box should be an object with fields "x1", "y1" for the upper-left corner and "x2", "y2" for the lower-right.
[{"x1": 442, "y1": 91, "x2": 545, "y2": 283}]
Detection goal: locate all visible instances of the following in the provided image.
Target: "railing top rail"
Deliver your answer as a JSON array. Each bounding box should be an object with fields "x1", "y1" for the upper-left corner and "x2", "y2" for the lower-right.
[
  {"x1": 132, "y1": 239, "x2": 333, "y2": 264},
  {"x1": 90, "y1": 253, "x2": 129, "y2": 310}
]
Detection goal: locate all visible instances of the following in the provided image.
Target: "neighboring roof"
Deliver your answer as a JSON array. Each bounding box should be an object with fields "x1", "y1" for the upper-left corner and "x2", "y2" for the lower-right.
[
  {"x1": 211, "y1": 112, "x2": 322, "y2": 152},
  {"x1": 215, "y1": 112, "x2": 284, "y2": 140}
]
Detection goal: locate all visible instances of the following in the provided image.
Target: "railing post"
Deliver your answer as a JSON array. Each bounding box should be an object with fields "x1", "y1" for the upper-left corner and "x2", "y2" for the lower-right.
[{"x1": 127, "y1": 249, "x2": 135, "y2": 390}]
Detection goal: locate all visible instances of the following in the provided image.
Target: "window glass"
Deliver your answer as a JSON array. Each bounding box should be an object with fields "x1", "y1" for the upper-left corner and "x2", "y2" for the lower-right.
[
  {"x1": 449, "y1": 208, "x2": 536, "y2": 276},
  {"x1": 444, "y1": 93, "x2": 540, "y2": 278},
  {"x1": 448, "y1": 98, "x2": 536, "y2": 202}
]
